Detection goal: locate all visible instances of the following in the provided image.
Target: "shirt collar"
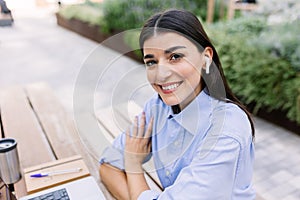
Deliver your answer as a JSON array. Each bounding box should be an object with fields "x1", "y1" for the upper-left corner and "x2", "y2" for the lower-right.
[{"x1": 170, "y1": 89, "x2": 213, "y2": 135}]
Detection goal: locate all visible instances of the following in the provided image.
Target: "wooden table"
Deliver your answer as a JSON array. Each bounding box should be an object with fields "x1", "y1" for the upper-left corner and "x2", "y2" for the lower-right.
[
  {"x1": 0, "y1": 83, "x2": 112, "y2": 199},
  {"x1": 0, "y1": 82, "x2": 161, "y2": 199}
]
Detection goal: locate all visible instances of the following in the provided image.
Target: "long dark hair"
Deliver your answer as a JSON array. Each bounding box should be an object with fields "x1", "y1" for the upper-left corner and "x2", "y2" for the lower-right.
[{"x1": 139, "y1": 9, "x2": 255, "y2": 137}]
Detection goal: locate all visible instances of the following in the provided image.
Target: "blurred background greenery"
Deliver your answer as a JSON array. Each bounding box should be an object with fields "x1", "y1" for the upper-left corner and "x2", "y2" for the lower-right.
[{"x1": 57, "y1": 0, "x2": 300, "y2": 126}]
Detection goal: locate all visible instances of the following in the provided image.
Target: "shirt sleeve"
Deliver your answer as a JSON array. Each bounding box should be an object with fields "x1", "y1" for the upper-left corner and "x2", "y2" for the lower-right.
[
  {"x1": 99, "y1": 132, "x2": 126, "y2": 170},
  {"x1": 138, "y1": 135, "x2": 242, "y2": 200}
]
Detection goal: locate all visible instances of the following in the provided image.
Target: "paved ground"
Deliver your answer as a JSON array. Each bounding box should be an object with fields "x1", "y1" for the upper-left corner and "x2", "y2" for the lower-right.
[{"x1": 1, "y1": 3, "x2": 300, "y2": 200}]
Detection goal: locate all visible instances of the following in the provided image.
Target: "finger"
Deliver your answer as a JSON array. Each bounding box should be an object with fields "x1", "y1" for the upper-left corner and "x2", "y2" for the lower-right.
[
  {"x1": 125, "y1": 128, "x2": 131, "y2": 151},
  {"x1": 144, "y1": 117, "x2": 154, "y2": 139},
  {"x1": 132, "y1": 116, "x2": 138, "y2": 138},
  {"x1": 125, "y1": 128, "x2": 130, "y2": 140},
  {"x1": 137, "y1": 112, "x2": 146, "y2": 138}
]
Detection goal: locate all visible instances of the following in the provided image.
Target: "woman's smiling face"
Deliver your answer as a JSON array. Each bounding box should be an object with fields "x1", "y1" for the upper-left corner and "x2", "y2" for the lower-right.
[{"x1": 143, "y1": 32, "x2": 205, "y2": 110}]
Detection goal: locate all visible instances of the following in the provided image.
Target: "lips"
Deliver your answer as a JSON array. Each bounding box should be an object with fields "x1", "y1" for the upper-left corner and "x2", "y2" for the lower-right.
[{"x1": 158, "y1": 82, "x2": 182, "y2": 94}]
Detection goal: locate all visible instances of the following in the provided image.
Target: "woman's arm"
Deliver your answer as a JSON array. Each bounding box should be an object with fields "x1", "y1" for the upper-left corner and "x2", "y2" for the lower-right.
[
  {"x1": 99, "y1": 163, "x2": 130, "y2": 200},
  {"x1": 99, "y1": 112, "x2": 153, "y2": 200},
  {"x1": 126, "y1": 173, "x2": 150, "y2": 200},
  {"x1": 124, "y1": 113, "x2": 153, "y2": 199}
]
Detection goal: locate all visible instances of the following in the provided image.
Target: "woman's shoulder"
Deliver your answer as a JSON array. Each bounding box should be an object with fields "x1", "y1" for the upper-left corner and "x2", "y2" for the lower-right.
[{"x1": 211, "y1": 100, "x2": 253, "y2": 144}]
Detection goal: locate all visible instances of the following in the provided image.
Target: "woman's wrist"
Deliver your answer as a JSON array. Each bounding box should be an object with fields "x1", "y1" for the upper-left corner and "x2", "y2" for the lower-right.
[{"x1": 125, "y1": 160, "x2": 144, "y2": 173}]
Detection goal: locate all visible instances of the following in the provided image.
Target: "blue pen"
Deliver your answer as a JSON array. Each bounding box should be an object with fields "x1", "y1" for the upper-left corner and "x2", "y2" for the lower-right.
[{"x1": 30, "y1": 168, "x2": 82, "y2": 178}]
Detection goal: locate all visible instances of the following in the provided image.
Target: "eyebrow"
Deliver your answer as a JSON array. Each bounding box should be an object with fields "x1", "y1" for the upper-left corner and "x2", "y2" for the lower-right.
[
  {"x1": 164, "y1": 46, "x2": 186, "y2": 54},
  {"x1": 144, "y1": 54, "x2": 154, "y2": 59},
  {"x1": 143, "y1": 46, "x2": 186, "y2": 60}
]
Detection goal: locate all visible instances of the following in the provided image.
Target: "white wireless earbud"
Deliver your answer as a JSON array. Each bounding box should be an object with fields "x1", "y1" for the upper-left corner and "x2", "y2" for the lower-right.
[{"x1": 205, "y1": 56, "x2": 211, "y2": 74}]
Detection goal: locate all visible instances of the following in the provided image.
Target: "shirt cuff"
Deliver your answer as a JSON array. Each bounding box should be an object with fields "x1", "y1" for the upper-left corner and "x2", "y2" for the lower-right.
[
  {"x1": 138, "y1": 190, "x2": 160, "y2": 200},
  {"x1": 99, "y1": 146, "x2": 125, "y2": 170}
]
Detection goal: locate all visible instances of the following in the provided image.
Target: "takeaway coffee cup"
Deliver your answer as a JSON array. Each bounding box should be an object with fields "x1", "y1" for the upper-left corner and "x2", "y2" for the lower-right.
[{"x1": 0, "y1": 138, "x2": 21, "y2": 184}]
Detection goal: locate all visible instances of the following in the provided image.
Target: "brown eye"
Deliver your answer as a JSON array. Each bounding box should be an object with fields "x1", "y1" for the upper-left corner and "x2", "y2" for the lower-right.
[{"x1": 170, "y1": 53, "x2": 183, "y2": 61}]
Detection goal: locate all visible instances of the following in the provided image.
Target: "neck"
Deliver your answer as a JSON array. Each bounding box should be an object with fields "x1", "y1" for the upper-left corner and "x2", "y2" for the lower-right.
[{"x1": 179, "y1": 85, "x2": 202, "y2": 110}]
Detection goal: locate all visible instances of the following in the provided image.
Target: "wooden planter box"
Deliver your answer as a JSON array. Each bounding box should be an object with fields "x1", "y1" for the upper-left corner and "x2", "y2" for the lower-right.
[
  {"x1": 55, "y1": 13, "x2": 300, "y2": 135},
  {"x1": 258, "y1": 109, "x2": 299, "y2": 134},
  {"x1": 55, "y1": 13, "x2": 142, "y2": 62},
  {"x1": 246, "y1": 103, "x2": 300, "y2": 134}
]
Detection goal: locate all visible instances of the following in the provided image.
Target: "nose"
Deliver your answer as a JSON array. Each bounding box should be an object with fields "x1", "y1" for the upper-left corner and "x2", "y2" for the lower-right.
[{"x1": 155, "y1": 64, "x2": 172, "y2": 82}]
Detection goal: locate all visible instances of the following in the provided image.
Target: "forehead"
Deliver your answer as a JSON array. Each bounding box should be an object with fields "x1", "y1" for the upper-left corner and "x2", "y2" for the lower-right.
[{"x1": 143, "y1": 32, "x2": 196, "y2": 51}]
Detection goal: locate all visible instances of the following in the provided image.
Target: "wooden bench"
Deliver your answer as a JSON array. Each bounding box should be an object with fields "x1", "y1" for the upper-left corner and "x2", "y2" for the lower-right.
[
  {"x1": 227, "y1": 0, "x2": 258, "y2": 20},
  {"x1": 206, "y1": 0, "x2": 258, "y2": 23}
]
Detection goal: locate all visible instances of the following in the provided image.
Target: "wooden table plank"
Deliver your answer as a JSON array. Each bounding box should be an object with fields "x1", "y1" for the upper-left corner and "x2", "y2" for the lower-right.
[
  {"x1": 25, "y1": 83, "x2": 98, "y2": 174},
  {"x1": 25, "y1": 83, "x2": 81, "y2": 159},
  {"x1": 96, "y1": 106, "x2": 124, "y2": 138},
  {"x1": 0, "y1": 86, "x2": 56, "y2": 197},
  {"x1": 0, "y1": 86, "x2": 56, "y2": 166},
  {"x1": 25, "y1": 83, "x2": 115, "y2": 199}
]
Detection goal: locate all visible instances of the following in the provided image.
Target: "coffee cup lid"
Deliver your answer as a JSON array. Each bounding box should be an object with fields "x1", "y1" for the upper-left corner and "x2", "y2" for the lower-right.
[{"x1": 0, "y1": 138, "x2": 17, "y2": 153}]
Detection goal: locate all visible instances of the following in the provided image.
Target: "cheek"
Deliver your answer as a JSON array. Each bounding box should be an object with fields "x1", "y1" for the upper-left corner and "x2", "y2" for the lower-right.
[
  {"x1": 146, "y1": 69, "x2": 156, "y2": 84},
  {"x1": 178, "y1": 63, "x2": 201, "y2": 80},
  {"x1": 179, "y1": 64, "x2": 202, "y2": 87},
  {"x1": 190, "y1": 73, "x2": 201, "y2": 87}
]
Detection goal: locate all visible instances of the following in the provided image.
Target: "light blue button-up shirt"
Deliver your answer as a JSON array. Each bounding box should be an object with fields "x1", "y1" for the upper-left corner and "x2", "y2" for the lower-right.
[{"x1": 100, "y1": 90, "x2": 255, "y2": 199}]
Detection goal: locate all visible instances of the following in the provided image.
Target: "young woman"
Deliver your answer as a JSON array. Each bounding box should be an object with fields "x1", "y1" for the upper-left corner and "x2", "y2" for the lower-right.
[{"x1": 99, "y1": 9, "x2": 255, "y2": 200}]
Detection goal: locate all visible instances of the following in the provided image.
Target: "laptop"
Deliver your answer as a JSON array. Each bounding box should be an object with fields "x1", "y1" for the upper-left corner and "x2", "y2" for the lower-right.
[{"x1": 19, "y1": 176, "x2": 106, "y2": 200}]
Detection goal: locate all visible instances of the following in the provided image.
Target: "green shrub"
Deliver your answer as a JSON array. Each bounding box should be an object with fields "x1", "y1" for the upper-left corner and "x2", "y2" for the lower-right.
[
  {"x1": 101, "y1": 0, "x2": 209, "y2": 33},
  {"x1": 58, "y1": 1, "x2": 103, "y2": 27},
  {"x1": 213, "y1": 17, "x2": 266, "y2": 35},
  {"x1": 298, "y1": 92, "x2": 300, "y2": 123},
  {"x1": 253, "y1": 20, "x2": 300, "y2": 72},
  {"x1": 123, "y1": 29, "x2": 142, "y2": 59},
  {"x1": 207, "y1": 17, "x2": 300, "y2": 124}
]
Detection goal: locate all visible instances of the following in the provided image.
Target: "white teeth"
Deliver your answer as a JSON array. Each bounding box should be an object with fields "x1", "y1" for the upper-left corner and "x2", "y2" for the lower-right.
[{"x1": 162, "y1": 83, "x2": 180, "y2": 90}]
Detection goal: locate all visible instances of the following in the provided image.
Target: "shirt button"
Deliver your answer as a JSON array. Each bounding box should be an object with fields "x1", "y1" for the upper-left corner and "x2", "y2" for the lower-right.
[
  {"x1": 174, "y1": 141, "x2": 179, "y2": 146},
  {"x1": 166, "y1": 170, "x2": 170, "y2": 177}
]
